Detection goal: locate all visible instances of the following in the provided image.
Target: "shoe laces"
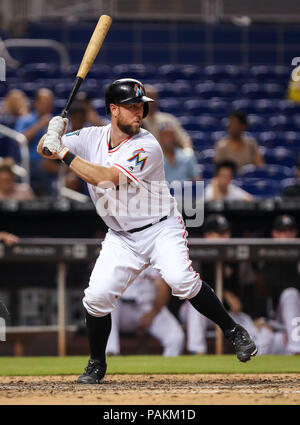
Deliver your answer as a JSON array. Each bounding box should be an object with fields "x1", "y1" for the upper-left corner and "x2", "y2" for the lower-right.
[
  {"x1": 85, "y1": 360, "x2": 101, "y2": 375},
  {"x1": 232, "y1": 327, "x2": 249, "y2": 347}
]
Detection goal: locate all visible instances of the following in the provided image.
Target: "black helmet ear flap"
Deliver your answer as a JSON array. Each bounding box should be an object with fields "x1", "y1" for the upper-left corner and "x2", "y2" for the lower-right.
[{"x1": 143, "y1": 102, "x2": 149, "y2": 118}]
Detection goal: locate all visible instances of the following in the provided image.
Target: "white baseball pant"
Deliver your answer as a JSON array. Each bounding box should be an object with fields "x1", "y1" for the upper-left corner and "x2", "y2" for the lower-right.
[{"x1": 83, "y1": 216, "x2": 202, "y2": 317}]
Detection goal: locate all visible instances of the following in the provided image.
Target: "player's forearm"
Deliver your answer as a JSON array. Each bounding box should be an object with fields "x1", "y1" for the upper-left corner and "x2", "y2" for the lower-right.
[{"x1": 70, "y1": 156, "x2": 118, "y2": 186}]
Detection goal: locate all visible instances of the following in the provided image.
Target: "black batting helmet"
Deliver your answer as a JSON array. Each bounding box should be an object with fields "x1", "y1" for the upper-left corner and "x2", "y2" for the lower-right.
[{"x1": 105, "y1": 78, "x2": 154, "y2": 118}]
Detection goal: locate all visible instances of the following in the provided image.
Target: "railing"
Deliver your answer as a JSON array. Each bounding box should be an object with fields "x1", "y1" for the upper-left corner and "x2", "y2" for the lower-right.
[
  {"x1": 1, "y1": 237, "x2": 300, "y2": 356},
  {"x1": 0, "y1": 125, "x2": 30, "y2": 184}
]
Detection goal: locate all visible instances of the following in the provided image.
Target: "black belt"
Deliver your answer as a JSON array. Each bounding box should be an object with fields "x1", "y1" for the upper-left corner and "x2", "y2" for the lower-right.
[{"x1": 127, "y1": 216, "x2": 168, "y2": 233}]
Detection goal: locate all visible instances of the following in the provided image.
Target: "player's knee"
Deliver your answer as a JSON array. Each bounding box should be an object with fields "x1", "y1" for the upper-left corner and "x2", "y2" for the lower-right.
[
  {"x1": 164, "y1": 269, "x2": 201, "y2": 300},
  {"x1": 280, "y1": 287, "x2": 300, "y2": 303},
  {"x1": 83, "y1": 288, "x2": 115, "y2": 317}
]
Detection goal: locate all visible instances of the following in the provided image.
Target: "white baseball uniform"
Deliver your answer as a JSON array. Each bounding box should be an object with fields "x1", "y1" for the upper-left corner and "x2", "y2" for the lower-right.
[
  {"x1": 106, "y1": 267, "x2": 185, "y2": 356},
  {"x1": 62, "y1": 124, "x2": 202, "y2": 317}
]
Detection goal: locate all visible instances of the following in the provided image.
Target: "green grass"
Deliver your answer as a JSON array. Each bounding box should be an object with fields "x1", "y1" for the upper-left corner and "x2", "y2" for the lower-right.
[{"x1": 0, "y1": 355, "x2": 300, "y2": 376}]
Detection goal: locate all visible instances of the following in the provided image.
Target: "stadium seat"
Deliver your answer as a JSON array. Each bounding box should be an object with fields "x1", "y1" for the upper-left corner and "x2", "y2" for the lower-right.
[
  {"x1": 184, "y1": 98, "x2": 227, "y2": 115},
  {"x1": 231, "y1": 99, "x2": 258, "y2": 115},
  {"x1": 159, "y1": 98, "x2": 182, "y2": 114},
  {"x1": 240, "y1": 179, "x2": 279, "y2": 198},
  {"x1": 199, "y1": 164, "x2": 215, "y2": 179},
  {"x1": 241, "y1": 83, "x2": 267, "y2": 99},
  {"x1": 189, "y1": 131, "x2": 212, "y2": 150},
  {"x1": 195, "y1": 82, "x2": 220, "y2": 98},
  {"x1": 254, "y1": 99, "x2": 279, "y2": 115},
  {"x1": 249, "y1": 65, "x2": 290, "y2": 83},
  {"x1": 158, "y1": 64, "x2": 202, "y2": 81},
  {"x1": 203, "y1": 65, "x2": 247, "y2": 82},
  {"x1": 268, "y1": 115, "x2": 297, "y2": 132},
  {"x1": 198, "y1": 148, "x2": 215, "y2": 165},
  {"x1": 20, "y1": 63, "x2": 61, "y2": 80},
  {"x1": 113, "y1": 64, "x2": 157, "y2": 81},
  {"x1": 278, "y1": 100, "x2": 300, "y2": 114},
  {"x1": 264, "y1": 147, "x2": 297, "y2": 167},
  {"x1": 239, "y1": 164, "x2": 293, "y2": 180}
]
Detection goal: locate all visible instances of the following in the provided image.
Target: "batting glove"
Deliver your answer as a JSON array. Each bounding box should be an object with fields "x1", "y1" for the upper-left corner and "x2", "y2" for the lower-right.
[
  {"x1": 47, "y1": 116, "x2": 69, "y2": 137},
  {"x1": 42, "y1": 132, "x2": 63, "y2": 156}
]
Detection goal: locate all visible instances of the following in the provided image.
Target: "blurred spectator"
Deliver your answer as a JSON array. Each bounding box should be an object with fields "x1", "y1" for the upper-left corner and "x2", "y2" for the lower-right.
[
  {"x1": 0, "y1": 231, "x2": 19, "y2": 246},
  {"x1": 143, "y1": 85, "x2": 193, "y2": 153},
  {"x1": 287, "y1": 66, "x2": 300, "y2": 102},
  {"x1": 2, "y1": 89, "x2": 30, "y2": 120},
  {"x1": 215, "y1": 111, "x2": 264, "y2": 170},
  {"x1": 205, "y1": 160, "x2": 253, "y2": 201},
  {"x1": 77, "y1": 91, "x2": 105, "y2": 126},
  {"x1": 64, "y1": 101, "x2": 89, "y2": 194},
  {"x1": 106, "y1": 267, "x2": 184, "y2": 357},
  {"x1": 14, "y1": 88, "x2": 54, "y2": 195},
  {"x1": 180, "y1": 214, "x2": 287, "y2": 355},
  {"x1": 281, "y1": 158, "x2": 300, "y2": 198},
  {"x1": 259, "y1": 214, "x2": 300, "y2": 354},
  {"x1": 0, "y1": 90, "x2": 30, "y2": 160},
  {"x1": 159, "y1": 124, "x2": 199, "y2": 184},
  {"x1": 0, "y1": 159, "x2": 35, "y2": 200},
  {"x1": 67, "y1": 101, "x2": 88, "y2": 132}
]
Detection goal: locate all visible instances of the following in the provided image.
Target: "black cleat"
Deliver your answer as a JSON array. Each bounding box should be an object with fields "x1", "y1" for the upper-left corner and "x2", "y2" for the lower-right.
[
  {"x1": 77, "y1": 359, "x2": 107, "y2": 384},
  {"x1": 225, "y1": 325, "x2": 258, "y2": 362}
]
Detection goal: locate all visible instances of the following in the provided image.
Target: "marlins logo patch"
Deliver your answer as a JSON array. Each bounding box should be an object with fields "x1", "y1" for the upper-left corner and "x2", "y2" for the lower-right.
[
  {"x1": 134, "y1": 83, "x2": 145, "y2": 97},
  {"x1": 128, "y1": 148, "x2": 148, "y2": 171}
]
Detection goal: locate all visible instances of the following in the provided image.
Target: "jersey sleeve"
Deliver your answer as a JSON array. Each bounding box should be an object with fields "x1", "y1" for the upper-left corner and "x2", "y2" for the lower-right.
[
  {"x1": 62, "y1": 127, "x2": 92, "y2": 159},
  {"x1": 112, "y1": 138, "x2": 163, "y2": 184}
]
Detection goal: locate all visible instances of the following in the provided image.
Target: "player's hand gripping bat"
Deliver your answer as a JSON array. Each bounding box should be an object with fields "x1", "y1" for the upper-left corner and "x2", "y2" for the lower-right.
[{"x1": 42, "y1": 14, "x2": 112, "y2": 156}]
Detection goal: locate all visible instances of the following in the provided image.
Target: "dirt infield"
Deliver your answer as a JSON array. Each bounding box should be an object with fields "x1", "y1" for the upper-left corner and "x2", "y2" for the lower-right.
[{"x1": 0, "y1": 374, "x2": 300, "y2": 405}]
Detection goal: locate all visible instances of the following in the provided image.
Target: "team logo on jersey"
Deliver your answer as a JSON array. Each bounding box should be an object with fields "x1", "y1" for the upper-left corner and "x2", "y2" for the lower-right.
[
  {"x1": 128, "y1": 148, "x2": 148, "y2": 171},
  {"x1": 66, "y1": 130, "x2": 81, "y2": 136},
  {"x1": 134, "y1": 83, "x2": 144, "y2": 97}
]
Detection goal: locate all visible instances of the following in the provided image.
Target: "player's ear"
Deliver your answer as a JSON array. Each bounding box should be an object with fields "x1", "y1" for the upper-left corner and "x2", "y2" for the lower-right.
[{"x1": 110, "y1": 104, "x2": 119, "y2": 118}]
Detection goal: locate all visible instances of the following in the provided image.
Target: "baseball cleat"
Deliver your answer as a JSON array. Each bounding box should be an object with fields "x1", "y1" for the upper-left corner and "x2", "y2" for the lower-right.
[
  {"x1": 77, "y1": 359, "x2": 107, "y2": 384},
  {"x1": 225, "y1": 325, "x2": 258, "y2": 362}
]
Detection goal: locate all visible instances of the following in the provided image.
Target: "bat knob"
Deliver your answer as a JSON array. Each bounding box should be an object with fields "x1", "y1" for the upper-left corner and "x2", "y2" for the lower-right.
[{"x1": 42, "y1": 147, "x2": 53, "y2": 156}]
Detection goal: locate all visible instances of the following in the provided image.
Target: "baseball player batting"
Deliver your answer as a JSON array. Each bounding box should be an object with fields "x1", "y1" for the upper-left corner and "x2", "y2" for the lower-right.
[{"x1": 37, "y1": 78, "x2": 257, "y2": 384}]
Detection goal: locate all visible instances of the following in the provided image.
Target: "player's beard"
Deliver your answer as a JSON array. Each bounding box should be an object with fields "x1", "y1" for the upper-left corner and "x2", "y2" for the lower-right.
[{"x1": 116, "y1": 116, "x2": 141, "y2": 136}]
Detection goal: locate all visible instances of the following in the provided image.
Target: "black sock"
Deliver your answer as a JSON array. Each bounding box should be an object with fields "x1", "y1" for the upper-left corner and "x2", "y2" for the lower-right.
[
  {"x1": 189, "y1": 281, "x2": 236, "y2": 333},
  {"x1": 85, "y1": 311, "x2": 111, "y2": 364}
]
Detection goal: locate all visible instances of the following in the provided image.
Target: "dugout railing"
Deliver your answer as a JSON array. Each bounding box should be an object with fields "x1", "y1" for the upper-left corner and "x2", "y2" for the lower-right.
[{"x1": 1, "y1": 237, "x2": 300, "y2": 356}]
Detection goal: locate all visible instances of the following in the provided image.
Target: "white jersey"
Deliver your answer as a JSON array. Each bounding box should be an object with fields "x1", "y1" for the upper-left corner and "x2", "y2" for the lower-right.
[{"x1": 62, "y1": 124, "x2": 178, "y2": 232}]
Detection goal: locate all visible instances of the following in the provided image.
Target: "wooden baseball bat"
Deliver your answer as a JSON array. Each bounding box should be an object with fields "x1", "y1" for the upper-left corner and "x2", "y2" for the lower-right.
[{"x1": 43, "y1": 14, "x2": 112, "y2": 155}]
